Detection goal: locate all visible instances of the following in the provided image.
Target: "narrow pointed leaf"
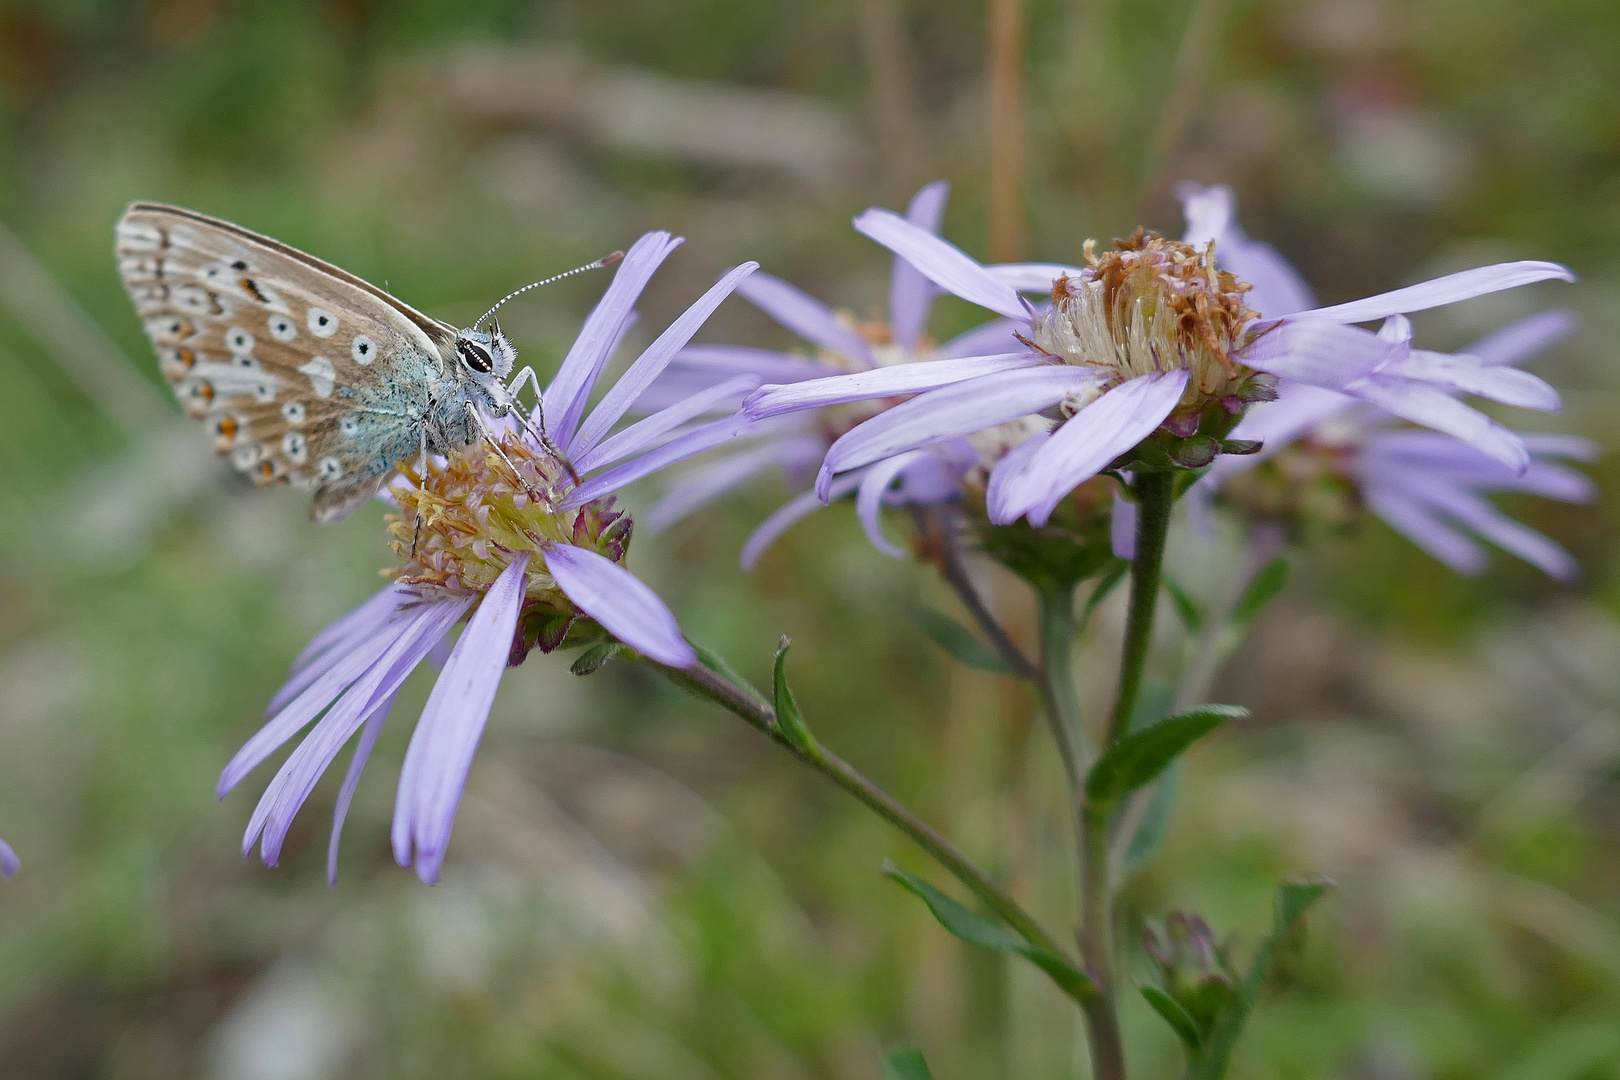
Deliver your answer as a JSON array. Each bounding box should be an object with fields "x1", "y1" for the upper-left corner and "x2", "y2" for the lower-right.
[
  {"x1": 1165, "y1": 576, "x2": 1204, "y2": 633},
  {"x1": 883, "y1": 860, "x2": 1096, "y2": 1003},
  {"x1": 1122, "y1": 765, "x2": 1180, "y2": 878},
  {"x1": 912, "y1": 607, "x2": 1014, "y2": 675},
  {"x1": 692, "y1": 640, "x2": 769, "y2": 711},
  {"x1": 1087, "y1": 705, "x2": 1246, "y2": 804},
  {"x1": 1232, "y1": 557, "x2": 1289, "y2": 626},
  {"x1": 881, "y1": 1048, "x2": 936, "y2": 1080},
  {"x1": 1140, "y1": 985, "x2": 1203, "y2": 1052},
  {"x1": 1080, "y1": 559, "x2": 1129, "y2": 628},
  {"x1": 772, "y1": 638, "x2": 814, "y2": 752}
]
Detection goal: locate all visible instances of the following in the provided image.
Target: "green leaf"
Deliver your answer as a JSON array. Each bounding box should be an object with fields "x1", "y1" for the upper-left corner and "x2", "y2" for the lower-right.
[
  {"x1": 1080, "y1": 559, "x2": 1129, "y2": 628},
  {"x1": 882, "y1": 861, "x2": 1096, "y2": 1003},
  {"x1": 1190, "y1": 874, "x2": 1336, "y2": 1080},
  {"x1": 771, "y1": 638, "x2": 814, "y2": 752},
  {"x1": 1122, "y1": 764, "x2": 1180, "y2": 878},
  {"x1": 1086, "y1": 705, "x2": 1246, "y2": 804},
  {"x1": 1129, "y1": 676, "x2": 1173, "y2": 733},
  {"x1": 911, "y1": 607, "x2": 1014, "y2": 675},
  {"x1": 1140, "y1": 985, "x2": 1202, "y2": 1052},
  {"x1": 881, "y1": 1047, "x2": 935, "y2": 1080},
  {"x1": 569, "y1": 642, "x2": 625, "y2": 675},
  {"x1": 691, "y1": 640, "x2": 769, "y2": 710},
  {"x1": 1231, "y1": 557, "x2": 1289, "y2": 626},
  {"x1": 1164, "y1": 576, "x2": 1203, "y2": 633}
]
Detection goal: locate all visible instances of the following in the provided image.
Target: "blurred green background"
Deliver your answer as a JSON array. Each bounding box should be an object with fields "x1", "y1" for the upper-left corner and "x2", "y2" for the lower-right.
[{"x1": 1, "y1": 0, "x2": 1619, "y2": 1077}]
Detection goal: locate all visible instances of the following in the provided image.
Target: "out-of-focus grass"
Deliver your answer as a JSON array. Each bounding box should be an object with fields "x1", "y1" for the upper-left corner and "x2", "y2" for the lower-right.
[{"x1": 0, "y1": 1, "x2": 1618, "y2": 1077}]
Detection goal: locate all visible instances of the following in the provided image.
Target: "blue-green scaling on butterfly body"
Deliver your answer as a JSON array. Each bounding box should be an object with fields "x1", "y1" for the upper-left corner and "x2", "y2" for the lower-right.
[{"x1": 114, "y1": 203, "x2": 603, "y2": 523}]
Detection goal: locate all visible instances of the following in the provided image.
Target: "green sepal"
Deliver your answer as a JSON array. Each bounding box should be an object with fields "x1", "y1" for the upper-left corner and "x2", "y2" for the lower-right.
[
  {"x1": 881, "y1": 1047, "x2": 935, "y2": 1080},
  {"x1": 569, "y1": 642, "x2": 625, "y2": 675},
  {"x1": 1086, "y1": 704, "x2": 1246, "y2": 804},
  {"x1": 1140, "y1": 985, "x2": 1202, "y2": 1050},
  {"x1": 1232, "y1": 556, "x2": 1289, "y2": 627},
  {"x1": 911, "y1": 607, "x2": 1014, "y2": 675},
  {"x1": 771, "y1": 637, "x2": 815, "y2": 752},
  {"x1": 882, "y1": 860, "x2": 1096, "y2": 1003}
]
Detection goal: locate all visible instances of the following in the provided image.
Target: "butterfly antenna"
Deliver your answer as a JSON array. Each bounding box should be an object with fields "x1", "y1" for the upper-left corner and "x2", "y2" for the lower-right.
[{"x1": 474, "y1": 251, "x2": 625, "y2": 330}]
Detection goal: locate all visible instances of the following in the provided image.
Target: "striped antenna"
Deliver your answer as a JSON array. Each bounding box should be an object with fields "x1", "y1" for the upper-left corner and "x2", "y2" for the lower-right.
[{"x1": 474, "y1": 251, "x2": 624, "y2": 329}]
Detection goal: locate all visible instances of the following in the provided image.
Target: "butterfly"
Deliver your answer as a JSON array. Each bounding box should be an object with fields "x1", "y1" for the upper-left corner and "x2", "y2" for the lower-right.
[{"x1": 115, "y1": 203, "x2": 606, "y2": 522}]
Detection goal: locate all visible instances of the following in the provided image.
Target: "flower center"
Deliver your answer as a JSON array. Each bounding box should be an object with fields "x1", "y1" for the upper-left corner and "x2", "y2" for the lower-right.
[
  {"x1": 1029, "y1": 229, "x2": 1260, "y2": 406},
  {"x1": 386, "y1": 431, "x2": 631, "y2": 605},
  {"x1": 1218, "y1": 435, "x2": 1361, "y2": 533}
]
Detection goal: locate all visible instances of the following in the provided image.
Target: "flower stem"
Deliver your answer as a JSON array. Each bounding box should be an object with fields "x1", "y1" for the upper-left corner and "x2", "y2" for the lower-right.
[
  {"x1": 1109, "y1": 470, "x2": 1175, "y2": 745},
  {"x1": 650, "y1": 656, "x2": 1094, "y2": 1003},
  {"x1": 1036, "y1": 584, "x2": 1086, "y2": 798}
]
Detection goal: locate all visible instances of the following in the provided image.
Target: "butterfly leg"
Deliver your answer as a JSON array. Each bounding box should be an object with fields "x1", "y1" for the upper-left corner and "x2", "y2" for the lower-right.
[
  {"x1": 466, "y1": 401, "x2": 544, "y2": 502},
  {"x1": 506, "y1": 365, "x2": 580, "y2": 485},
  {"x1": 410, "y1": 428, "x2": 428, "y2": 558}
]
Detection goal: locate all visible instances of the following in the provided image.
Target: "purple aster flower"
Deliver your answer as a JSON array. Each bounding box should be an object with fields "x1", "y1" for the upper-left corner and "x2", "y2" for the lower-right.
[
  {"x1": 641, "y1": 182, "x2": 1026, "y2": 565},
  {"x1": 1195, "y1": 309, "x2": 1594, "y2": 580},
  {"x1": 0, "y1": 833, "x2": 16, "y2": 879},
  {"x1": 745, "y1": 186, "x2": 1575, "y2": 528},
  {"x1": 220, "y1": 232, "x2": 757, "y2": 885}
]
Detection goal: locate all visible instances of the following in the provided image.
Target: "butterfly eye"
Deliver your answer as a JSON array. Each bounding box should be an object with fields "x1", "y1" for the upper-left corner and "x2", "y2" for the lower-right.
[{"x1": 458, "y1": 340, "x2": 494, "y2": 374}]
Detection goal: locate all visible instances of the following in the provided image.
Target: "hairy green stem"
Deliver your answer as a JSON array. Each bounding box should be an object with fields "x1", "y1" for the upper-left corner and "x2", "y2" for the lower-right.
[
  {"x1": 1109, "y1": 470, "x2": 1175, "y2": 744},
  {"x1": 651, "y1": 657, "x2": 1092, "y2": 1002}
]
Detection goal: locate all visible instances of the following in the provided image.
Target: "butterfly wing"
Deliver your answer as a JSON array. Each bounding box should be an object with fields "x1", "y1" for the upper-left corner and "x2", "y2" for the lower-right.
[{"x1": 115, "y1": 202, "x2": 461, "y2": 522}]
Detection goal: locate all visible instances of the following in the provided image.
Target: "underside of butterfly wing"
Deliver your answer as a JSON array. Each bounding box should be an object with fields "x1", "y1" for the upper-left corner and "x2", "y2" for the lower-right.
[{"x1": 115, "y1": 203, "x2": 466, "y2": 522}]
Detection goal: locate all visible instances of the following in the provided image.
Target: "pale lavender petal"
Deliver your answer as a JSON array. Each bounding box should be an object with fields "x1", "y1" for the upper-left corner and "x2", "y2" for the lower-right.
[
  {"x1": 983, "y1": 430, "x2": 1052, "y2": 524},
  {"x1": 546, "y1": 232, "x2": 681, "y2": 445},
  {"x1": 743, "y1": 352, "x2": 1044, "y2": 420},
  {"x1": 1175, "y1": 183, "x2": 1316, "y2": 317},
  {"x1": 818, "y1": 366, "x2": 1104, "y2": 499},
  {"x1": 1378, "y1": 314, "x2": 1414, "y2": 343},
  {"x1": 1378, "y1": 350, "x2": 1561, "y2": 411},
  {"x1": 995, "y1": 371, "x2": 1189, "y2": 527},
  {"x1": 741, "y1": 470, "x2": 868, "y2": 571},
  {"x1": 291, "y1": 583, "x2": 412, "y2": 674},
  {"x1": 1465, "y1": 309, "x2": 1578, "y2": 367},
  {"x1": 737, "y1": 271, "x2": 873, "y2": 366},
  {"x1": 1237, "y1": 321, "x2": 1392, "y2": 388},
  {"x1": 890, "y1": 181, "x2": 951, "y2": 350},
  {"x1": 328, "y1": 692, "x2": 394, "y2": 884},
  {"x1": 936, "y1": 319, "x2": 1024, "y2": 359},
  {"x1": 1364, "y1": 431, "x2": 1596, "y2": 502},
  {"x1": 0, "y1": 835, "x2": 17, "y2": 878},
  {"x1": 1519, "y1": 433, "x2": 1601, "y2": 462},
  {"x1": 571, "y1": 262, "x2": 759, "y2": 457},
  {"x1": 855, "y1": 208, "x2": 1029, "y2": 322},
  {"x1": 1112, "y1": 486, "x2": 1137, "y2": 560},
  {"x1": 668, "y1": 344, "x2": 842, "y2": 382},
  {"x1": 271, "y1": 586, "x2": 414, "y2": 716},
  {"x1": 544, "y1": 544, "x2": 696, "y2": 667},
  {"x1": 1289, "y1": 262, "x2": 1576, "y2": 325},
  {"x1": 222, "y1": 603, "x2": 439, "y2": 798},
  {"x1": 1363, "y1": 486, "x2": 1487, "y2": 575},
  {"x1": 577, "y1": 374, "x2": 762, "y2": 473},
  {"x1": 392, "y1": 556, "x2": 531, "y2": 883},
  {"x1": 564, "y1": 414, "x2": 756, "y2": 508},
  {"x1": 891, "y1": 444, "x2": 972, "y2": 503},
  {"x1": 1376, "y1": 474, "x2": 1578, "y2": 580},
  {"x1": 984, "y1": 263, "x2": 1084, "y2": 292},
  {"x1": 1177, "y1": 182, "x2": 1234, "y2": 247},
  {"x1": 855, "y1": 451, "x2": 930, "y2": 558},
  {"x1": 643, "y1": 435, "x2": 827, "y2": 533},
  {"x1": 1342, "y1": 374, "x2": 1529, "y2": 473},
  {"x1": 247, "y1": 600, "x2": 467, "y2": 866}
]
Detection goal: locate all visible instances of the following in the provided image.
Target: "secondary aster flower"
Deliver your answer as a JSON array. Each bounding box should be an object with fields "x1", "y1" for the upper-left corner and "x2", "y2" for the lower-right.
[
  {"x1": 641, "y1": 181, "x2": 1024, "y2": 565},
  {"x1": 0, "y1": 833, "x2": 16, "y2": 878},
  {"x1": 745, "y1": 187, "x2": 1575, "y2": 528},
  {"x1": 1196, "y1": 311, "x2": 1595, "y2": 580},
  {"x1": 219, "y1": 232, "x2": 756, "y2": 884}
]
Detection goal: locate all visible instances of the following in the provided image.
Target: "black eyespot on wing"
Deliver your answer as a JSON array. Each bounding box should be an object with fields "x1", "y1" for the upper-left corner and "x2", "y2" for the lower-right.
[{"x1": 457, "y1": 340, "x2": 494, "y2": 374}]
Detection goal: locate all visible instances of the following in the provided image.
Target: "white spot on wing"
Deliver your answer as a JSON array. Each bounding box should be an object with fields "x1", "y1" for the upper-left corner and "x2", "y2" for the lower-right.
[
  {"x1": 116, "y1": 220, "x2": 163, "y2": 252},
  {"x1": 299, "y1": 356, "x2": 335, "y2": 398},
  {"x1": 317, "y1": 456, "x2": 344, "y2": 482},
  {"x1": 307, "y1": 308, "x2": 338, "y2": 338},
  {"x1": 231, "y1": 444, "x2": 262, "y2": 470},
  {"x1": 226, "y1": 327, "x2": 255, "y2": 354},
  {"x1": 281, "y1": 400, "x2": 307, "y2": 425},
  {"x1": 267, "y1": 314, "x2": 297, "y2": 342},
  {"x1": 351, "y1": 334, "x2": 376, "y2": 366},
  {"x1": 281, "y1": 431, "x2": 308, "y2": 464}
]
